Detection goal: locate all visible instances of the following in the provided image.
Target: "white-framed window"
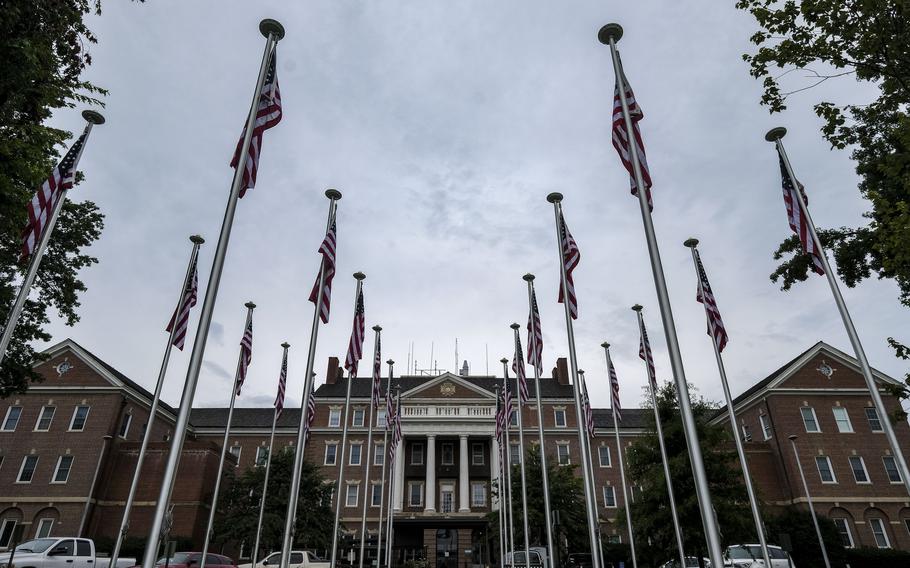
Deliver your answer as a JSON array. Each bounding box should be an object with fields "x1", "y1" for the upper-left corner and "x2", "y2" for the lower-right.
[
  {"x1": 35, "y1": 406, "x2": 56, "y2": 432},
  {"x1": 509, "y1": 410, "x2": 518, "y2": 427},
  {"x1": 255, "y1": 446, "x2": 269, "y2": 467},
  {"x1": 371, "y1": 484, "x2": 382, "y2": 507},
  {"x1": 2, "y1": 407, "x2": 22, "y2": 432},
  {"x1": 52, "y1": 455, "x2": 74, "y2": 483},
  {"x1": 471, "y1": 443, "x2": 485, "y2": 466},
  {"x1": 598, "y1": 446, "x2": 611, "y2": 467},
  {"x1": 471, "y1": 482, "x2": 486, "y2": 507},
  {"x1": 602, "y1": 486, "x2": 617, "y2": 508},
  {"x1": 832, "y1": 407, "x2": 853, "y2": 433},
  {"x1": 374, "y1": 443, "x2": 385, "y2": 466},
  {"x1": 350, "y1": 444, "x2": 362, "y2": 466},
  {"x1": 0, "y1": 519, "x2": 17, "y2": 548},
  {"x1": 440, "y1": 482, "x2": 455, "y2": 513},
  {"x1": 441, "y1": 442, "x2": 454, "y2": 466},
  {"x1": 345, "y1": 484, "x2": 359, "y2": 508},
  {"x1": 759, "y1": 414, "x2": 772, "y2": 440},
  {"x1": 741, "y1": 423, "x2": 752, "y2": 442},
  {"x1": 554, "y1": 409, "x2": 567, "y2": 428},
  {"x1": 228, "y1": 445, "x2": 242, "y2": 466},
  {"x1": 118, "y1": 413, "x2": 132, "y2": 439},
  {"x1": 17, "y1": 455, "x2": 39, "y2": 483},
  {"x1": 411, "y1": 442, "x2": 424, "y2": 466},
  {"x1": 800, "y1": 407, "x2": 820, "y2": 433},
  {"x1": 557, "y1": 444, "x2": 570, "y2": 465},
  {"x1": 35, "y1": 518, "x2": 54, "y2": 539},
  {"x1": 848, "y1": 456, "x2": 870, "y2": 483},
  {"x1": 815, "y1": 456, "x2": 836, "y2": 483},
  {"x1": 869, "y1": 518, "x2": 891, "y2": 548},
  {"x1": 408, "y1": 481, "x2": 424, "y2": 507},
  {"x1": 509, "y1": 443, "x2": 521, "y2": 464},
  {"x1": 69, "y1": 406, "x2": 90, "y2": 431},
  {"x1": 352, "y1": 409, "x2": 365, "y2": 427},
  {"x1": 376, "y1": 409, "x2": 387, "y2": 428},
  {"x1": 832, "y1": 518, "x2": 854, "y2": 548},
  {"x1": 325, "y1": 444, "x2": 338, "y2": 465},
  {"x1": 865, "y1": 407, "x2": 883, "y2": 432},
  {"x1": 328, "y1": 409, "x2": 341, "y2": 428},
  {"x1": 883, "y1": 456, "x2": 902, "y2": 483}
]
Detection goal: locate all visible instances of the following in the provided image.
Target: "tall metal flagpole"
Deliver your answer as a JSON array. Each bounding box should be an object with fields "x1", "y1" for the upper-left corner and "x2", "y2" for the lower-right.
[
  {"x1": 522, "y1": 275, "x2": 555, "y2": 567},
  {"x1": 252, "y1": 342, "x2": 289, "y2": 568},
  {"x1": 331, "y1": 273, "x2": 366, "y2": 568},
  {"x1": 684, "y1": 239, "x2": 771, "y2": 566},
  {"x1": 632, "y1": 306, "x2": 685, "y2": 568},
  {"x1": 546, "y1": 194, "x2": 601, "y2": 568},
  {"x1": 200, "y1": 302, "x2": 256, "y2": 568},
  {"x1": 599, "y1": 24, "x2": 724, "y2": 566},
  {"x1": 384, "y1": 380, "x2": 400, "y2": 568},
  {"x1": 141, "y1": 21, "x2": 284, "y2": 568},
  {"x1": 359, "y1": 326, "x2": 381, "y2": 568},
  {"x1": 0, "y1": 109, "x2": 105, "y2": 366},
  {"x1": 109, "y1": 235, "x2": 204, "y2": 568},
  {"x1": 279, "y1": 188, "x2": 341, "y2": 568},
  {"x1": 767, "y1": 127, "x2": 910, "y2": 497},
  {"x1": 494, "y1": 384, "x2": 506, "y2": 568},
  {"x1": 500, "y1": 359, "x2": 517, "y2": 565},
  {"x1": 374, "y1": 359, "x2": 392, "y2": 567},
  {"x1": 510, "y1": 325, "x2": 532, "y2": 568},
  {"x1": 600, "y1": 344, "x2": 637, "y2": 568},
  {"x1": 578, "y1": 371, "x2": 605, "y2": 568},
  {"x1": 788, "y1": 436, "x2": 831, "y2": 568}
]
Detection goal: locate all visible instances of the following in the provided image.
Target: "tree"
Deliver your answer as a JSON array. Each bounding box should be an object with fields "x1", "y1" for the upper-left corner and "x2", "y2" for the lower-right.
[
  {"x1": 623, "y1": 383, "x2": 756, "y2": 566},
  {"x1": 213, "y1": 449, "x2": 336, "y2": 557},
  {"x1": 764, "y1": 507, "x2": 846, "y2": 568},
  {"x1": 0, "y1": 1, "x2": 108, "y2": 395},
  {"x1": 736, "y1": 0, "x2": 910, "y2": 398}
]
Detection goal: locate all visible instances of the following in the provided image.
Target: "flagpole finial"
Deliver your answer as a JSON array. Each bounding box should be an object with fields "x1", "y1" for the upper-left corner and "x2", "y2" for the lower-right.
[
  {"x1": 683, "y1": 238, "x2": 699, "y2": 248},
  {"x1": 325, "y1": 188, "x2": 343, "y2": 200},
  {"x1": 259, "y1": 19, "x2": 285, "y2": 40},
  {"x1": 281, "y1": 342, "x2": 290, "y2": 349},
  {"x1": 631, "y1": 304, "x2": 643, "y2": 312},
  {"x1": 788, "y1": 434, "x2": 798, "y2": 441},
  {"x1": 765, "y1": 127, "x2": 787, "y2": 142},
  {"x1": 510, "y1": 323, "x2": 520, "y2": 330},
  {"x1": 81, "y1": 110, "x2": 105, "y2": 125},
  {"x1": 598, "y1": 23, "x2": 623, "y2": 45},
  {"x1": 245, "y1": 301, "x2": 257, "y2": 310},
  {"x1": 190, "y1": 235, "x2": 205, "y2": 245},
  {"x1": 372, "y1": 325, "x2": 382, "y2": 332},
  {"x1": 546, "y1": 192, "x2": 563, "y2": 204},
  {"x1": 500, "y1": 358, "x2": 508, "y2": 364},
  {"x1": 522, "y1": 273, "x2": 535, "y2": 282},
  {"x1": 354, "y1": 271, "x2": 366, "y2": 280},
  {"x1": 601, "y1": 342, "x2": 610, "y2": 349},
  {"x1": 387, "y1": 359, "x2": 394, "y2": 365}
]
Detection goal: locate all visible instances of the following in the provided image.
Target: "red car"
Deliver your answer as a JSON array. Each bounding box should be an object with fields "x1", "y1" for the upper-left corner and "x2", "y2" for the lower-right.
[{"x1": 144, "y1": 553, "x2": 235, "y2": 568}]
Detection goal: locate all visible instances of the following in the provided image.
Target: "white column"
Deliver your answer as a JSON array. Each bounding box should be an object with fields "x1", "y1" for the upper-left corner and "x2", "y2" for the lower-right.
[
  {"x1": 425, "y1": 435, "x2": 436, "y2": 512},
  {"x1": 490, "y1": 435, "x2": 500, "y2": 512},
  {"x1": 459, "y1": 435, "x2": 470, "y2": 512},
  {"x1": 393, "y1": 436, "x2": 405, "y2": 511}
]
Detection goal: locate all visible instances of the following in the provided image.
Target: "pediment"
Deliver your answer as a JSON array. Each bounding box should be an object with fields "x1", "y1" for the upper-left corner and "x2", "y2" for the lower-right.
[
  {"x1": 770, "y1": 342, "x2": 899, "y2": 391},
  {"x1": 402, "y1": 373, "x2": 494, "y2": 400},
  {"x1": 34, "y1": 339, "x2": 127, "y2": 389}
]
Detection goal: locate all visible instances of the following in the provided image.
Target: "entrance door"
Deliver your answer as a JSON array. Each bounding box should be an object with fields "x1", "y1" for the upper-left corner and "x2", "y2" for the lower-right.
[
  {"x1": 435, "y1": 529, "x2": 458, "y2": 568},
  {"x1": 439, "y1": 482, "x2": 455, "y2": 513}
]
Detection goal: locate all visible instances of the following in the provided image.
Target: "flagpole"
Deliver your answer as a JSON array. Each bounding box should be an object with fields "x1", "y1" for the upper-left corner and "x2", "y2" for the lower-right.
[
  {"x1": 359, "y1": 326, "x2": 381, "y2": 568},
  {"x1": 599, "y1": 24, "x2": 724, "y2": 566},
  {"x1": 279, "y1": 188, "x2": 341, "y2": 568},
  {"x1": 632, "y1": 306, "x2": 685, "y2": 567},
  {"x1": 374, "y1": 359, "x2": 392, "y2": 567},
  {"x1": 494, "y1": 384, "x2": 506, "y2": 568},
  {"x1": 522, "y1": 275, "x2": 555, "y2": 568},
  {"x1": 766, "y1": 127, "x2": 910, "y2": 497},
  {"x1": 384, "y1": 380, "x2": 400, "y2": 568},
  {"x1": 109, "y1": 235, "x2": 203, "y2": 568},
  {"x1": 600, "y1": 344, "x2": 637, "y2": 568},
  {"x1": 331, "y1": 273, "x2": 366, "y2": 568},
  {"x1": 500, "y1": 360, "x2": 517, "y2": 566},
  {"x1": 683, "y1": 240, "x2": 771, "y2": 566},
  {"x1": 510, "y1": 326, "x2": 532, "y2": 568},
  {"x1": 0, "y1": 110, "x2": 105, "y2": 366},
  {"x1": 578, "y1": 371, "x2": 605, "y2": 568},
  {"x1": 140, "y1": 21, "x2": 283, "y2": 568},
  {"x1": 545, "y1": 194, "x2": 601, "y2": 568}
]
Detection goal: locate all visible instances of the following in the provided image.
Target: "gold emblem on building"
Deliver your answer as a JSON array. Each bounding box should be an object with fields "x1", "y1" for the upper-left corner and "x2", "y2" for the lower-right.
[{"x1": 440, "y1": 382, "x2": 456, "y2": 396}]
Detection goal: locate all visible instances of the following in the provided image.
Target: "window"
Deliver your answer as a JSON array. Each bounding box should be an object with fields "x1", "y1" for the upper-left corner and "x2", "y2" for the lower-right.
[
  {"x1": 741, "y1": 423, "x2": 752, "y2": 442},
  {"x1": 471, "y1": 443, "x2": 485, "y2": 466},
  {"x1": 255, "y1": 446, "x2": 269, "y2": 467},
  {"x1": 883, "y1": 456, "x2": 902, "y2": 483},
  {"x1": 2, "y1": 407, "x2": 22, "y2": 431},
  {"x1": 869, "y1": 518, "x2": 891, "y2": 548},
  {"x1": 228, "y1": 445, "x2": 241, "y2": 466},
  {"x1": 345, "y1": 484, "x2": 359, "y2": 507},
  {"x1": 376, "y1": 409, "x2": 387, "y2": 428},
  {"x1": 76, "y1": 540, "x2": 91, "y2": 557},
  {"x1": 0, "y1": 520, "x2": 17, "y2": 548},
  {"x1": 598, "y1": 446, "x2": 611, "y2": 467},
  {"x1": 557, "y1": 444, "x2": 570, "y2": 465},
  {"x1": 848, "y1": 456, "x2": 870, "y2": 483},
  {"x1": 832, "y1": 407, "x2": 853, "y2": 433},
  {"x1": 759, "y1": 414, "x2": 772, "y2": 440},
  {"x1": 53, "y1": 455, "x2": 74, "y2": 483},
  {"x1": 350, "y1": 444, "x2": 362, "y2": 466},
  {"x1": 374, "y1": 443, "x2": 385, "y2": 466},
  {"x1": 440, "y1": 482, "x2": 455, "y2": 513},
  {"x1": 408, "y1": 482, "x2": 424, "y2": 507},
  {"x1": 69, "y1": 406, "x2": 90, "y2": 431},
  {"x1": 865, "y1": 407, "x2": 883, "y2": 432},
  {"x1": 17, "y1": 455, "x2": 39, "y2": 483},
  {"x1": 832, "y1": 518, "x2": 854, "y2": 548},
  {"x1": 815, "y1": 456, "x2": 836, "y2": 483},
  {"x1": 352, "y1": 409, "x2": 365, "y2": 427},
  {"x1": 35, "y1": 406, "x2": 56, "y2": 431},
  {"x1": 118, "y1": 413, "x2": 132, "y2": 438},
  {"x1": 411, "y1": 443, "x2": 424, "y2": 465},
  {"x1": 471, "y1": 482, "x2": 486, "y2": 507},
  {"x1": 328, "y1": 409, "x2": 341, "y2": 427},
  {"x1": 325, "y1": 444, "x2": 338, "y2": 465},
  {"x1": 510, "y1": 443, "x2": 521, "y2": 465},
  {"x1": 509, "y1": 410, "x2": 517, "y2": 427},
  {"x1": 441, "y1": 443, "x2": 454, "y2": 466},
  {"x1": 36, "y1": 518, "x2": 54, "y2": 539},
  {"x1": 602, "y1": 486, "x2": 617, "y2": 508},
  {"x1": 800, "y1": 407, "x2": 820, "y2": 433},
  {"x1": 371, "y1": 484, "x2": 382, "y2": 507},
  {"x1": 554, "y1": 409, "x2": 567, "y2": 428}
]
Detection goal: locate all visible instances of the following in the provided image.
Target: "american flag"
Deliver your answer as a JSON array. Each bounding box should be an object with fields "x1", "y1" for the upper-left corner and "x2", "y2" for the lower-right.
[
  {"x1": 20, "y1": 124, "x2": 90, "y2": 260},
  {"x1": 165, "y1": 255, "x2": 199, "y2": 351},
  {"x1": 638, "y1": 320, "x2": 658, "y2": 390},
  {"x1": 611, "y1": 65, "x2": 653, "y2": 211},
  {"x1": 512, "y1": 335, "x2": 530, "y2": 404},
  {"x1": 526, "y1": 288, "x2": 544, "y2": 375},
  {"x1": 230, "y1": 50, "x2": 282, "y2": 199},
  {"x1": 308, "y1": 219, "x2": 337, "y2": 323},
  {"x1": 580, "y1": 372, "x2": 594, "y2": 437},
  {"x1": 608, "y1": 357, "x2": 622, "y2": 422},
  {"x1": 557, "y1": 211, "x2": 580, "y2": 320},
  {"x1": 694, "y1": 249, "x2": 729, "y2": 353},
  {"x1": 344, "y1": 289, "x2": 365, "y2": 375},
  {"x1": 371, "y1": 334, "x2": 382, "y2": 409},
  {"x1": 778, "y1": 150, "x2": 824, "y2": 275},
  {"x1": 235, "y1": 316, "x2": 254, "y2": 396},
  {"x1": 494, "y1": 383, "x2": 506, "y2": 442},
  {"x1": 304, "y1": 387, "x2": 317, "y2": 444},
  {"x1": 496, "y1": 374, "x2": 514, "y2": 441},
  {"x1": 274, "y1": 348, "x2": 288, "y2": 417},
  {"x1": 389, "y1": 400, "x2": 402, "y2": 463}
]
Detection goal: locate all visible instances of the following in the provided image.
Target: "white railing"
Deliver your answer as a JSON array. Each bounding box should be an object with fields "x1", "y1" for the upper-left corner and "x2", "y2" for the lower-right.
[{"x1": 400, "y1": 405, "x2": 494, "y2": 418}]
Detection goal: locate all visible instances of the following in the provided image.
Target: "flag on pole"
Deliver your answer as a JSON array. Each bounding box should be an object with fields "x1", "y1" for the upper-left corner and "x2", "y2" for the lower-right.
[
  {"x1": 389, "y1": 403, "x2": 402, "y2": 462},
  {"x1": 274, "y1": 349, "x2": 288, "y2": 417},
  {"x1": 230, "y1": 50, "x2": 283, "y2": 198},
  {"x1": 526, "y1": 289, "x2": 544, "y2": 375},
  {"x1": 580, "y1": 373, "x2": 595, "y2": 438},
  {"x1": 609, "y1": 360, "x2": 622, "y2": 422},
  {"x1": 694, "y1": 249, "x2": 729, "y2": 352},
  {"x1": 639, "y1": 323, "x2": 657, "y2": 390},
  {"x1": 611, "y1": 64, "x2": 653, "y2": 210},
  {"x1": 20, "y1": 124, "x2": 90, "y2": 260},
  {"x1": 557, "y1": 211, "x2": 580, "y2": 319},
  {"x1": 777, "y1": 149, "x2": 824, "y2": 275},
  {"x1": 371, "y1": 334, "x2": 382, "y2": 409},
  {"x1": 495, "y1": 386, "x2": 505, "y2": 442},
  {"x1": 236, "y1": 317, "x2": 254, "y2": 396},
  {"x1": 308, "y1": 220, "x2": 337, "y2": 323},
  {"x1": 304, "y1": 388, "x2": 317, "y2": 443},
  {"x1": 165, "y1": 256, "x2": 199, "y2": 350},
  {"x1": 500, "y1": 375, "x2": 514, "y2": 431},
  {"x1": 512, "y1": 336, "x2": 530, "y2": 404},
  {"x1": 344, "y1": 289, "x2": 365, "y2": 375}
]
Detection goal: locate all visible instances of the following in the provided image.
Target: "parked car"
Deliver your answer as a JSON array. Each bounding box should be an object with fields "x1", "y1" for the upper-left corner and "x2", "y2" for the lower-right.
[
  {"x1": 0, "y1": 538, "x2": 136, "y2": 568},
  {"x1": 658, "y1": 557, "x2": 711, "y2": 568},
  {"x1": 142, "y1": 552, "x2": 234, "y2": 568},
  {"x1": 238, "y1": 551, "x2": 329, "y2": 568},
  {"x1": 723, "y1": 545, "x2": 794, "y2": 568},
  {"x1": 504, "y1": 549, "x2": 546, "y2": 568}
]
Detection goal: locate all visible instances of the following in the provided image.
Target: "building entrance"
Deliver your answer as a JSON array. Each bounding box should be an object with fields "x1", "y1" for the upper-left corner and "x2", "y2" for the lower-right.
[{"x1": 435, "y1": 529, "x2": 458, "y2": 568}]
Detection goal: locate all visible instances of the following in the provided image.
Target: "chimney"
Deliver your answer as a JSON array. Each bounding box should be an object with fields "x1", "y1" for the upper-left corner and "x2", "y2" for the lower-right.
[
  {"x1": 326, "y1": 357, "x2": 341, "y2": 384},
  {"x1": 554, "y1": 357, "x2": 570, "y2": 385}
]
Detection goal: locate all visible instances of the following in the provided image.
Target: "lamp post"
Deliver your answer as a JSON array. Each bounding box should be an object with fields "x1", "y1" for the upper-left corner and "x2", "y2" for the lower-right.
[{"x1": 787, "y1": 435, "x2": 830, "y2": 568}]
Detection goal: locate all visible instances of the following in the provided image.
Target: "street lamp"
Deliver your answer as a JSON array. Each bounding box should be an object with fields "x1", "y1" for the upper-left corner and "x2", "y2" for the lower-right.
[{"x1": 787, "y1": 435, "x2": 831, "y2": 568}]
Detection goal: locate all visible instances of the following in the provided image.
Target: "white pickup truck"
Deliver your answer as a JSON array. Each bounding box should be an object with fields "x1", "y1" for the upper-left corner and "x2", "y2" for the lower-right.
[
  {"x1": 238, "y1": 551, "x2": 329, "y2": 568},
  {"x1": 0, "y1": 537, "x2": 135, "y2": 568}
]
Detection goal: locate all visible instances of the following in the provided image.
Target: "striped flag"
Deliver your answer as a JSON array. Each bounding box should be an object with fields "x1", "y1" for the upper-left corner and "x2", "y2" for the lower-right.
[
  {"x1": 389, "y1": 402, "x2": 402, "y2": 462},
  {"x1": 274, "y1": 348, "x2": 288, "y2": 417},
  {"x1": 308, "y1": 220, "x2": 337, "y2": 323},
  {"x1": 498, "y1": 374, "x2": 514, "y2": 436},
  {"x1": 230, "y1": 50, "x2": 283, "y2": 199},
  {"x1": 165, "y1": 256, "x2": 199, "y2": 350},
  {"x1": 638, "y1": 321, "x2": 657, "y2": 390},
  {"x1": 608, "y1": 358, "x2": 622, "y2": 422},
  {"x1": 304, "y1": 388, "x2": 317, "y2": 444},
  {"x1": 526, "y1": 288, "x2": 544, "y2": 375},
  {"x1": 512, "y1": 335, "x2": 530, "y2": 404},
  {"x1": 21, "y1": 124, "x2": 90, "y2": 260},
  {"x1": 557, "y1": 211, "x2": 580, "y2": 320},
  {"x1": 235, "y1": 317, "x2": 254, "y2": 396},
  {"x1": 580, "y1": 373, "x2": 595, "y2": 437},
  {"x1": 611, "y1": 64, "x2": 653, "y2": 210},
  {"x1": 371, "y1": 334, "x2": 382, "y2": 409},
  {"x1": 777, "y1": 149, "x2": 824, "y2": 275},
  {"x1": 694, "y1": 249, "x2": 729, "y2": 353},
  {"x1": 495, "y1": 385, "x2": 505, "y2": 442},
  {"x1": 344, "y1": 289, "x2": 365, "y2": 375}
]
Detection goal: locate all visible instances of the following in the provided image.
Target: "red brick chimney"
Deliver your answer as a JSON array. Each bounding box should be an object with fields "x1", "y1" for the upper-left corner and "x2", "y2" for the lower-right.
[
  {"x1": 554, "y1": 357, "x2": 570, "y2": 385},
  {"x1": 326, "y1": 357, "x2": 342, "y2": 384}
]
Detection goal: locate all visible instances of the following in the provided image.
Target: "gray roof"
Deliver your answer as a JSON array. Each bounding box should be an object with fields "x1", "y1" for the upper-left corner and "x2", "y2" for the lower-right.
[{"x1": 592, "y1": 408, "x2": 649, "y2": 429}]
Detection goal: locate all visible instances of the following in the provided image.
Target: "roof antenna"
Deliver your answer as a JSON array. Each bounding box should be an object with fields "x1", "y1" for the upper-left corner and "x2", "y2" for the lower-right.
[
  {"x1": 485, "y1": 343, "x2": 489, "y2": 375},
  {"x1": 455, "y1": 338, "x2": 459, "y2": 373}
]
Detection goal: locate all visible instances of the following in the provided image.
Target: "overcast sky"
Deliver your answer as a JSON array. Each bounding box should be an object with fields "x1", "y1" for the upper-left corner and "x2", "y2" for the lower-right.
[{"x1": 41, "y1": 1, "x2": 904, "y2": 412}]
